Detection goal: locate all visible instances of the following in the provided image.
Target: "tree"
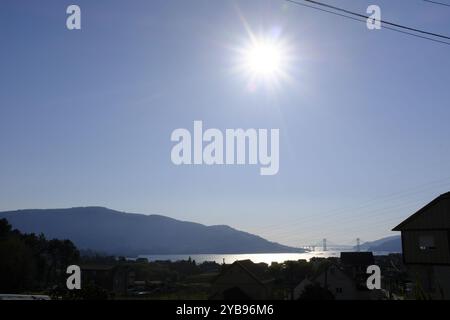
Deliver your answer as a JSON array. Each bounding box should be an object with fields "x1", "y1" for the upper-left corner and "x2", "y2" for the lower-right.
[
  {"x1": 0, "y1": 218, "x2": 80, "y2": 292},
  {"x1": 0, "y1": 218, "x2": 12, "y2": 240},
  {"x1": 0, "y1": 237, "x2": 35, "y2": 292},
  {"x1": 45, "y1": 239, "x2": 80, "y2": 286}
]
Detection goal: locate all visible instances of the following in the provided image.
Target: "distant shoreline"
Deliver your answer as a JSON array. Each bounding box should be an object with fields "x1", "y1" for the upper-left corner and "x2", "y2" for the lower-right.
[{"x1": 130, "y1": 250, "x2": 399, "y2": 264}]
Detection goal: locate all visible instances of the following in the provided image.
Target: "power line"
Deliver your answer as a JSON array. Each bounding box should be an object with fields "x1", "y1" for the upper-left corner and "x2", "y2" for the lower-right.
[
  {"x1": 283, "y1": 0, "x2": 450, "y2": 46},
  {"x1": 303, "y1": 0, "x2": 450, "y2": 39},
  {"x1": 271, "y1": 198, "x2": 429, "y2": 241},
  {"x1": 253, "y1": 175, "x2": 450, "y2": 233},
  {"x1": 423, "y1": 0, "x2": 450, "y2": 8},
  {"x1": 257, "y1": 184, "x2": 449, "y2": 242}
]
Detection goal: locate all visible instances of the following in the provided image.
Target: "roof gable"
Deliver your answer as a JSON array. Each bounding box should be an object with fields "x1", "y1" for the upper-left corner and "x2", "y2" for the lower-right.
[
  {"x1": 211, "y1": 260, "x2": 267, "y2": 287},
  {"x1": 393, "y1": 192, "x2": 450, "y2": 231}
]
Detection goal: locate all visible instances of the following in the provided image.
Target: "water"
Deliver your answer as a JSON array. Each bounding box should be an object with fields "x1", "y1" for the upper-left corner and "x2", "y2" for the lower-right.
[{"x1": 137, "y1": 250, "x2": 393, "y2": 264}]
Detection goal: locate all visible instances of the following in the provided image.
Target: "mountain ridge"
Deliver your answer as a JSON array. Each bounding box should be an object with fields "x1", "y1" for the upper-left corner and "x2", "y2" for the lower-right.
[
  {"x1": 0, "y1": 206, "x2": 303, "y2": 256},
  {"x1": 359, "y1": 235, "x2": 402, "y2": 252}
]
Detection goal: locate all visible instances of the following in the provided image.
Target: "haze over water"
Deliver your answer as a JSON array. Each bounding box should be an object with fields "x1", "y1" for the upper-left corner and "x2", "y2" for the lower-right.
[{"x1": 138, "y1": 250, "x2": 394, "y2": 264}]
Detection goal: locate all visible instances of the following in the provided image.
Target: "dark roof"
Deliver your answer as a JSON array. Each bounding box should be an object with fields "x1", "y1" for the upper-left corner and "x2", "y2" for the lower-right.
[
  {"x1": 392, "y1": 191, "x2": 450, "y2": 231},
  {"x1": 236, "y1": 260, "x2": 270, "y2": 280},
  {"x1": 312, "y1": 263, "x2": 354, "y2": 281},
  {"x1": 211, "y1": 260, "x2": 271, "y2": 286},
  {"x1": 340, "y1": 252, "x2": 374, "y2": 266}
]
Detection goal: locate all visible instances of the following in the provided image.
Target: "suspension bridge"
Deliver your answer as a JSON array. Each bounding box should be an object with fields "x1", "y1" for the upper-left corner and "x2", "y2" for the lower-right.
[{"x1": 299, "y1": 238, "x2": 365, "y2": 252}]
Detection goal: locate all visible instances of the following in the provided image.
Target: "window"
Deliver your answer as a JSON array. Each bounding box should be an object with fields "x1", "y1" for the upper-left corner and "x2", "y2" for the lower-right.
[
  {"x1": 419, "y1": 235, "x2": 436, "y2": 251},
  {"x1": 335, "y1": 288, "x2": 343, "y2": 293}
]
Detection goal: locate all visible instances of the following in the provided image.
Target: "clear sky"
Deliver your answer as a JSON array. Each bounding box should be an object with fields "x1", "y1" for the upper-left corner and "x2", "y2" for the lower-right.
[{"x1": 1, "y1": 0, "x2": 450, "y2": 247}]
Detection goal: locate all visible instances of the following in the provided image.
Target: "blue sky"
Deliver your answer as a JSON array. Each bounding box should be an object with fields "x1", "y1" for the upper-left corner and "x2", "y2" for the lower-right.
[{"x1": 1, "y1": 0, "x2": 450, "y2": 246}]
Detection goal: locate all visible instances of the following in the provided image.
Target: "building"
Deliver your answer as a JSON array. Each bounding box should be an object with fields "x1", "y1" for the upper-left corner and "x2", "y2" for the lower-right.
[
  {"x1": 294, "y1": 262, "x2": 380, "y2": 300},
  {"x1": 340, "y1": 251, "x2": 375, "y2": 287},
  {"x1": 393, "y1": 192, "x2": 450, "y2": 299},
  {"x1": 209, "y1": 260, "x2": 273, "y2": 300},
  {"x1": 293, "y1": 277, "x2": 313, "y2": 299}
]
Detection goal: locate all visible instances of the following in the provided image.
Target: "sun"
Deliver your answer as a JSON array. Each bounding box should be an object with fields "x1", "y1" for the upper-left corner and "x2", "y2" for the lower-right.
[
  {"x1": 234, "y1": 32, "x2": 292, "y2": 91},
  {"x1": 243, "y1": 39, "x2": 284, "y2": 77}
]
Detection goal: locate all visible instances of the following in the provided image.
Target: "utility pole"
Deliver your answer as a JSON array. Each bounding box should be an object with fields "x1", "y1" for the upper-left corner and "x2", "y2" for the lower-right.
[
  {"x1": 356, "y1": 238, "x2": 361, "y2": 252},
  {"x1": 323, "y1": 238, "x2": 327, "y2": 251}
]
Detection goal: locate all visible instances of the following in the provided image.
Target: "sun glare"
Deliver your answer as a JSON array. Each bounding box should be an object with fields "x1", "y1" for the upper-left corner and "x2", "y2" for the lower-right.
[
  {"x1": 244, "y1": 39, "x2": 284, "y2": 77},
  {"x1": 234, "y1": 32, "x2": 292, "y2": 91}
]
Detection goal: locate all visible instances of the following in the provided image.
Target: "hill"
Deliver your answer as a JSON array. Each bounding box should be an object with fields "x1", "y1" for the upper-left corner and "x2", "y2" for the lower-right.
[
  {"x1": 0, "y1": 207, "x2": 302, "y2": 256},
  {"x1": 359, "y1": 235, "x2": 401, "y2": 252}
]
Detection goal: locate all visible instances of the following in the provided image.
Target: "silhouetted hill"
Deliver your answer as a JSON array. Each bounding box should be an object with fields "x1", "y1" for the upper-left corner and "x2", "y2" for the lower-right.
[
  {"x1": 359, "y1": 235, "x2": 401, "y2": 252},
  {"x1": 0, "y1": 207, "x2": 303, "y2": 256}
]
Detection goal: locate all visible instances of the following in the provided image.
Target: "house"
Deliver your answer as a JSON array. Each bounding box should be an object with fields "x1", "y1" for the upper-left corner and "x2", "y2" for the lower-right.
[
  {"x1": 341, "y1": 252, "x2": 374, "y2": 270},
  {"x1": 340, "y1": 252, "x2": 375, "y2": 288},
  {"x1": 393, "y1": 191, "x2": 450, "y2": 299},
  {"x1": 293, "y1": 277, "x2": 313, "y2": 299},
  {"x1": 294, "y1": 263, "x2": 379, "y2": 300},
  {"x1": 209, "y1": 260, "x2": 273, "y2": 300}
]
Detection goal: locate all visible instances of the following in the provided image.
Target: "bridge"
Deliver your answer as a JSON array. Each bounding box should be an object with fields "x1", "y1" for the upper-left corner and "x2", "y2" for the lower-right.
[{"x1": 299, "y1": 238, "x2": 363, "y2": 252}]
